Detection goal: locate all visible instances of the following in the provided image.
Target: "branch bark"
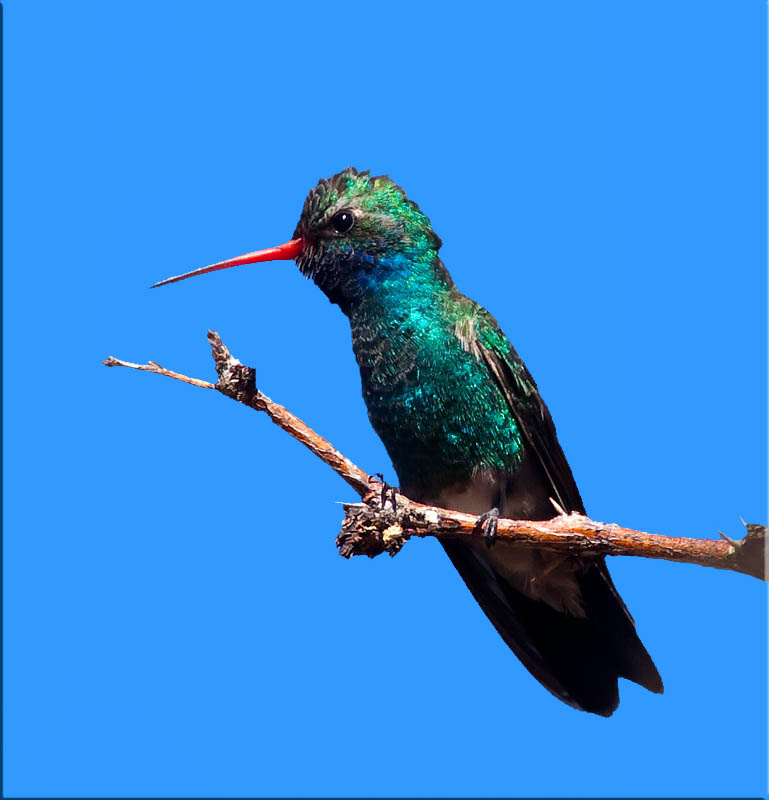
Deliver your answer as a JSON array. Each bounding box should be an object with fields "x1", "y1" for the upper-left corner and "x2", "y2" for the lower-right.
[{"x1": 104, "y1": 331, "x2": 766, "y2": 582}]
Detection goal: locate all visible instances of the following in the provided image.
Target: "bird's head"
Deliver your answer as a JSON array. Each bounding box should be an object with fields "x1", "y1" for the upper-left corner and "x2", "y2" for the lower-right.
[
  {"x1": 152, "y1": 168, "x2": 444, "y2": 310},
  {"x1": 292, "y1": 167, "x2": 441, "y2": 278}
]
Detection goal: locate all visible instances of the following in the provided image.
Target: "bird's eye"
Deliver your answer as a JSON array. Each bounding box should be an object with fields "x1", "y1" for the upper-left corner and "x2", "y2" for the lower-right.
[{"x1": 330, "y1": 209, "x2": 355, "y2": 234}]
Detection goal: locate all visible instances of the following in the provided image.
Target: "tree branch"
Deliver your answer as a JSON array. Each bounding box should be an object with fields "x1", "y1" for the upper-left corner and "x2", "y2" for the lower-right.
[
  {"x1": 104, "y1": 333, "x2": 370, "y2": 496},
  {"x1": 104, "y1": 331, "x2": 766, "y2": 582}
]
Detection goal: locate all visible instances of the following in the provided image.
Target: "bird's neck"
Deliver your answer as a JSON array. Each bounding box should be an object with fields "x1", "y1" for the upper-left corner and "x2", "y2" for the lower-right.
[{"x1": 342, "y1": 248, "x2": 454, "y2": 325}]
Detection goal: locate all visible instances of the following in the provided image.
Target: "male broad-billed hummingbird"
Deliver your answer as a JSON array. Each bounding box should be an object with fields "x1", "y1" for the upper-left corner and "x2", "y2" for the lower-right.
[{"x1": 154, "y1": 168, "x2": 663, "y2": 716}]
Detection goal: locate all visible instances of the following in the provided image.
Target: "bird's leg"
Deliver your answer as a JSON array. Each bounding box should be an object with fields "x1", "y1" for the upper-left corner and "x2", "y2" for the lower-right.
[
  {"x1": 474, "y1": 508, "x2": 500, "y2": 548},
  {"x1": 388, "y1": 484, "x2": 398, "y2": 510},
  {"x1": 371, "y1": 472, "x2": 387, "y2": 507},
  {"x1": 474, "y1": 487, "x2": 504, "y2": 548},
  {"x1": 371, "y1": 472, "x2": 400, "y2": 511}
]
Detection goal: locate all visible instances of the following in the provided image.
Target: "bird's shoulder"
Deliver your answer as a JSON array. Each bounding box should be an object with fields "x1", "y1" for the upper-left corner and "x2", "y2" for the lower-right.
[
  {"x1": 446, "y1": 290, "x2": 585, "y2": 515},
  {"x1": 445, "y1": 292, "x2": 538, "y2": 400}
]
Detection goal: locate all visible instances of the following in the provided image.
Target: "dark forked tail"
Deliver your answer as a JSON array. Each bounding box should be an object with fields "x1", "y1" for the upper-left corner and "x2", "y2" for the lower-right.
[{"x1": 440, "y1": 540, "x2": 663, "y2": 716}]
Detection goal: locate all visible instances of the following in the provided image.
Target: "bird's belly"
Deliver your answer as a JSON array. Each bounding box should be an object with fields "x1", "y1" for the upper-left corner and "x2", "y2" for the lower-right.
[
  {"x1": 433, "y1": 471, "x2": 500, "y2": 516},
  {"x1": 434, "y1": 472, "x2": 585, "y2": 617},
  {"x1": 435, "y1": 477, "x2": 541, "y2": 594}
]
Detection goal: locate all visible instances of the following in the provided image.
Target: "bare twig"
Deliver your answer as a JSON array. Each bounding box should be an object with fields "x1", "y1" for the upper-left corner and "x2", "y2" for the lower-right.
[
  {"x1": 105, "y1": 332, "x2": 370, "y2": 496},
  {"x1": 104, "y1": 331, "x2": 766, "y2": 582},
  {"x1": 102, "y1": 357, "x2": 215, "y2": 390}
]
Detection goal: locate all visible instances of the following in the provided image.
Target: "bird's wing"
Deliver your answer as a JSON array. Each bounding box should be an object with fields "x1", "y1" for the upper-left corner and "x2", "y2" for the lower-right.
[
  {"x1": 470, "y1": 307, "x2": 586, "y2": 515},
  {"x1": 446, "y1": 300, "x2": 663, "y2": 710}
]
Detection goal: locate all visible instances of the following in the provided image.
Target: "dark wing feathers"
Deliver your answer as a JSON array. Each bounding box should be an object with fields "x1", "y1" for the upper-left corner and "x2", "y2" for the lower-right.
[
  {"x1": 442, "y1": 306, "x2": 663, "y2": 712},
  {"x1": 475, "y1": 310, "x2": 585, "y2": 515},
  {"x1": 439, "y1": 537, "x2": 601, "y2": 713}
]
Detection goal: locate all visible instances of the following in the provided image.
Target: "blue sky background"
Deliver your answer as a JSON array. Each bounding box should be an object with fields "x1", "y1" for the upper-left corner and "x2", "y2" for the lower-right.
[{"x1": 4, "y1": 1, "x2": 767, "y2": 797}]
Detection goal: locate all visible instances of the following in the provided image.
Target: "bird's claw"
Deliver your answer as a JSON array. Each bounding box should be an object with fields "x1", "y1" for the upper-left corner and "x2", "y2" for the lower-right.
[
  {"x1": 474, "y1": 507, "x2": 500, "y2": 548},
  {"x1": 371, "y1": 472, "x2": 399, "y2": 511}
]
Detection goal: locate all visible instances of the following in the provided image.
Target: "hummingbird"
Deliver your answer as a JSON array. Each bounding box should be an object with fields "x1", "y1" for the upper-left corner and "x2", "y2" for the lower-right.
[{"x1": 154, "y1": 167, "x2": 663, "y2": 716}]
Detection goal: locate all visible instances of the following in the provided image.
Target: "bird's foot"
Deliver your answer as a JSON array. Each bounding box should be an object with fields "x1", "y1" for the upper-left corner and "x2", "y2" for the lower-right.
[
  {"x1": 370, "y1": 473, "x2": 399, "y2": 511},
  {"x1": 474, "y1": 507, "x2": 500, "y2": 548}
]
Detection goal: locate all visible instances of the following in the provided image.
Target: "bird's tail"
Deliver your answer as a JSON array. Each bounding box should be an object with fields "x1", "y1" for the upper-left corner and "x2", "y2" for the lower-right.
[{"x1": 440, "y1": 540, "x2": 663, "y2": 716}]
